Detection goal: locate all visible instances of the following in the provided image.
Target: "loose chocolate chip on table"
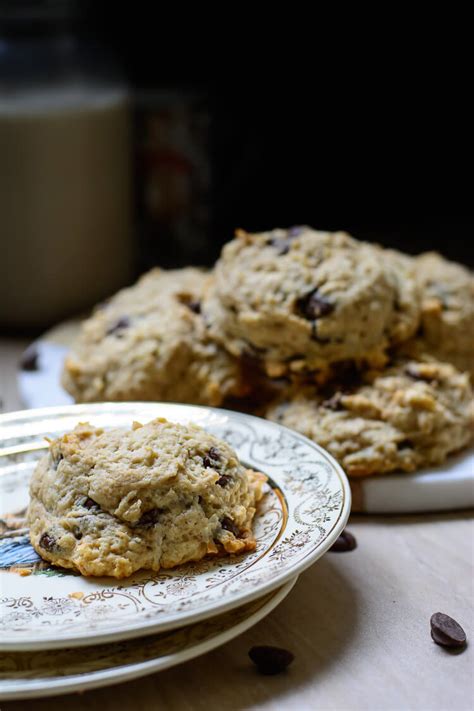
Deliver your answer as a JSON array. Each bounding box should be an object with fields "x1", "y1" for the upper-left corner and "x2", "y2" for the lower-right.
[
  {"x1": 221, "y1": 517, "x2": 240, "y2": 537},
  {"x1": 136, "y1": 508, "x2": 161, "y2": 528},
  {"x1": 329, "y1": 529, "x2": 357, "y2": 552},
  {"x1": 203, "y1": 447, "x2": 221, "y2": 468},
  {"x1": 19, "y1": 345, "x2": 39, "y2": 371},
  {"x1": 430, "y1": 612, "x2": 467, "y2": 649},
  {"x1": 216, "y1": 474, "x2": 232, "y2": 487},
  {"x1": 39, "y1": 532, "x2": 57, "y2": 552},
  {"x1": 296, "y1": 289, "x2": 335, "y2": 320},
  {"x1": 248, "y1": 645, "x2": 295, "y2": 675},
  {"x1": 106, "y1": 316, "x2": 130, "y2": 336}
]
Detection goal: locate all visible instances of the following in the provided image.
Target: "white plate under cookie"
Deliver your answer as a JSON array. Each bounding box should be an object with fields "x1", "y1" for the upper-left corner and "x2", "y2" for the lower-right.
[
  {"x1": 0, "y1": 577, "x2": 296, "y2": 700},
  {"x1": 17, "y1": 325, "x2": 474, "y2": 515},
  {"x1": 0, "y1": 403, "x2": 350, "y2": 651}
]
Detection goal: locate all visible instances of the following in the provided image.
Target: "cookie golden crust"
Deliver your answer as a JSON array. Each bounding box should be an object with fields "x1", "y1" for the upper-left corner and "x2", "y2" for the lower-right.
[
  {"x1": 61, "y1": 268, "x2": 246, "y2": 406},
  {"x1": 405, "y1": 252, "x2": 474, "y2": 379},
  {"x1": 203, "y1": 227, "x2": 420, "y2": 377},
  {"x1": 28, "y1": 419, "x2": 266, "y2": 578},
  {"x1": 266, "y1": 358, "x2": 474, "y2": 478}
]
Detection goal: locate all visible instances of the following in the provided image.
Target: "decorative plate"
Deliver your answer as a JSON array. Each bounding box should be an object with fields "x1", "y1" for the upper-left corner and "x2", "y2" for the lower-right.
[
  {"x1": 0, "y1": 403, "x2": 350, "y2": 651},
  {"x1": 18, "y1": 325, "x2": 474, "y2": 514},
  {"x1": 0, "y1": 577, "x2": 296, "y2": 701}
]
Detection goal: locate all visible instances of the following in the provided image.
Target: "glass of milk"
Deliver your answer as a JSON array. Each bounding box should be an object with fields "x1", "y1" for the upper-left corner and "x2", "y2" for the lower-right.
[{"x1": 0, "y1": 2, "x2": 133, "y2": 330}]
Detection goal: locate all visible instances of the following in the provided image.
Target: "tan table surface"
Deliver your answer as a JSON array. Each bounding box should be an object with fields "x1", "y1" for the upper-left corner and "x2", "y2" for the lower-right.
[{"x1": 1, "y1": 337, "x2": 473, "y2": 711}]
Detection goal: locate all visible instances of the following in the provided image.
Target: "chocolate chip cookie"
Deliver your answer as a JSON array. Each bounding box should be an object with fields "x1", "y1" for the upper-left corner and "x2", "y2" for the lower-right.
[
  {"x1": 204, "y1": 227, "x2": 420, "y2": 377},
  {"x1": 28, "y1": 418, "x2": 266, "y2": 578},
  {"x1": 62, "y1": 268, "x2": 247, "y2": 406},
  {"x1": 405, "y1": 252, "x2": 474, "y2": 378},
  {"x1": 266, "y1": 357, "x2": 474, "y2": 477}
]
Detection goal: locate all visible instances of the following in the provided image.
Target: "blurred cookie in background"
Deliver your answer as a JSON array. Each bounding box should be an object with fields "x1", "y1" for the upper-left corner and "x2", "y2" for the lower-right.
[
  {"x1": 62, "y1": 268, "x2": 248, "y2": 406},
  {"x1": 266, "y1": 356, "x2": 474, "y2": 477}
]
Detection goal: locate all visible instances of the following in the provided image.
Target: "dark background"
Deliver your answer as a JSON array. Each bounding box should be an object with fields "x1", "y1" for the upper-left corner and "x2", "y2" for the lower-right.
[{"x1": 91, "y1": 7, "x2": 472, "y2": 268}]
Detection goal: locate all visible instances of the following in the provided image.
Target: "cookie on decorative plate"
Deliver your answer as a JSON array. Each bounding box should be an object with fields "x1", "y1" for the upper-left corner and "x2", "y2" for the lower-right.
[{"x1": 28, "y1": 418, "x2": 266, "y2": 578}]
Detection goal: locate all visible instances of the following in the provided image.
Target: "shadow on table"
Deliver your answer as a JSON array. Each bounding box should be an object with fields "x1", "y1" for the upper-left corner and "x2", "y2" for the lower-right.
[{"x1": 3, "y1": 556, "x2": 359, "y2": 711}]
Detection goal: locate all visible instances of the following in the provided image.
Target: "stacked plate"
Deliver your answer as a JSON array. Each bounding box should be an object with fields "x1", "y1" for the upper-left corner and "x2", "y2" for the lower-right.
[{"x1": 0, "y1": 403, "x2": 351, "y2": 700}]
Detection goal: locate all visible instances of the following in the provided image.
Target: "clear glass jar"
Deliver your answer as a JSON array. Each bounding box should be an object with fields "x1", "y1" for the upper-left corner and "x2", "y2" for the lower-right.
[{"x1": 0, "y1": 0, "x2": 133, "y2": 330}]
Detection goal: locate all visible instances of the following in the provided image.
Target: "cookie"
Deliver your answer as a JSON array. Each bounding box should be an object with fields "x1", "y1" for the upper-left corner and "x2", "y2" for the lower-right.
[
  {"x1": 405, "y1": 252, "x2": 474, "y2": 378},
  {"x1": 28, "y1": 418, "x2": 266, "y2": 578},
  {"x1": 204, "y1": 227, "x2": 420, "y2": 377},
  {"x1": 266, "y1": 357, "x2": 474, "y2": 477},
  {"x1": 62, "y1": 268, "x2": 247, "y2": 406}
]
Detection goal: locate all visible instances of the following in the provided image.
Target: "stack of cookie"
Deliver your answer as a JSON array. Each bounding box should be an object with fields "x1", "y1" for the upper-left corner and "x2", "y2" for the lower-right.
[{"x1": 62, "y1": 227, "x2": 474, "y2": 478}]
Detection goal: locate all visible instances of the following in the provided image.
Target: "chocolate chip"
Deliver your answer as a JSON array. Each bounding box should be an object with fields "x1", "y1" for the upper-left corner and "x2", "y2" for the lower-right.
[
  {"x1": 39, "y1": 532, "x2": 57, "y2": 552},
  {"x1": 397, "y1": 438, "x2": 414, "y2": 450},
  {"x1": 267, "y1": 226, "x2": 307, "y2": 254},
  {"x1": 296, "y1": 288, "x2": 334, "y2": 320},
  {"x1": 329, "y1": 529, "x2": 357, "y2": 552},
  {"x1": 216, "y1": 474, "x2": 232, "y2": 487},
  {"x1": 322, "y1": 393, "x2": 344, "y2": 411},
  {"x1": 430, "y1": 613, "x2": 467, "y2": 649},
  {"x1": 268, "y1": 237, "x2": 291, "y2": 256},
  {"x1": 73, "y1": 528, "x2": 83, "y2": 540},
  {"x1": 176, "y1": 293, "x2": 202, "y2": 314},
  {"x1": 19, "y1": 345, "x2": 39, "y2": 371},
  {"x1": 288, "y1": 225, "x2": 306, "y2": 237},
  {"x1": 52, "y1": 453, "x2": 64, "y2": 469},
  {"x1": 187, "y1": 300, "x2": 201, "y2": 314},
  {"x1": 248, "y1": 646, "x2": 294, "y2": 675},
  {"x1": 136, "y1": 508, "x2": 161, "y2": 528},
  {"x1": 221, "y1": 517, "x2": 240, "y2": 537},
  {"x1": 106, "y1": 316, "x2": 130, "y2": 336},
  {"x1": 83, "y1": 497, "x2": 99, "y2": 510},
  {"x1": 203, "y1": 447, "x2": 221, "y2": 468}
]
